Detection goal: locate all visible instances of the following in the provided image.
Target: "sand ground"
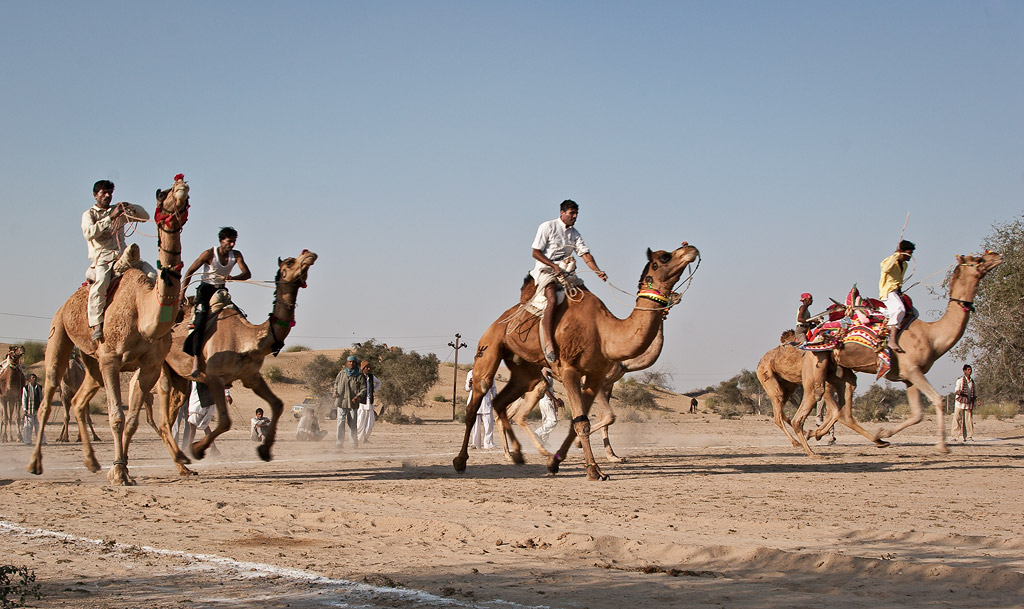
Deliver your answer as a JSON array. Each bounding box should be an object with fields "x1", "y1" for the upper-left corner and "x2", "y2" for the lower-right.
[{"x1": 2, "y1": 355, "x2": 1023, "y2": 608}]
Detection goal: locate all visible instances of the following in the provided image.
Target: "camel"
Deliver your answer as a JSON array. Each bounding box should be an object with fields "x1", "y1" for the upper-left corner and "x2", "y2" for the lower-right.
[
  {"x1": 148, "y1": 249, "x2": 318, "y2": 476},
  {"x1": 55, "y1": 349, "x2": 100, "y2": 443},
  {"x1": 502, "y1": 316, "x2": 671, "y2": 464},
  {"x1": 28, "y1": 175, "x2": 191, "y2": 485},
  {"x1": 756, "y1": 334, "x2": 889, "y2": 458},
  {"x1": 0, "y1": 345, "x2": 26, "y2": 442},
  {"x1": 791, "y1": 251, "x2": 1003, "y2": 454},
  {"x1": 455, "y1": 242, "x2": 700, "y2": 481}
]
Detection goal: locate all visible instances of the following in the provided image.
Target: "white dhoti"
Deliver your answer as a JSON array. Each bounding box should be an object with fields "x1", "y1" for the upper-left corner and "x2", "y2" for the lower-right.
[
  {"x1": 882, "y1": 291, "x2": 906, "y2": 327},
  {"x1": 534, "y1": 395, "x2": 558, "y2": 443},
  {"x1": 356, "y1": 402, "x2": 376, "y2": 442}
]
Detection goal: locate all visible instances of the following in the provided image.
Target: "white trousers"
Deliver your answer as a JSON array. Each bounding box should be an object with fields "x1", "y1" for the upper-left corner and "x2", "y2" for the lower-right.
[
  {"x1": 471, "y1": 411, "x2": 495, "y2": 448},
  {"x1": 883, "y1": 291, "x2": 906, "y2": 327},
  {"x1": 356, "y1": 403, "x2": 375, "y2": 442},
  {"x1": 534, "y1": 397, "x2": 558, "y2": 442},
  {"x1": 87, "y1": 262, "x2": 114, "y2": 327}
]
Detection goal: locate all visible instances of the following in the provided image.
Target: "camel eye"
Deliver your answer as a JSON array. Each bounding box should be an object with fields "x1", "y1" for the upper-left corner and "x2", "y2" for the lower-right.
[{"x1": 659, "y1": 253, "x2": 671, "y2": 264}]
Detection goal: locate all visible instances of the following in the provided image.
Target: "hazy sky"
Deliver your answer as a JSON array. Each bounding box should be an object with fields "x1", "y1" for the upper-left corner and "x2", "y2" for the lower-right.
[{"x1": 2, "y1": 2, "x2": 1021, "y2": 396}]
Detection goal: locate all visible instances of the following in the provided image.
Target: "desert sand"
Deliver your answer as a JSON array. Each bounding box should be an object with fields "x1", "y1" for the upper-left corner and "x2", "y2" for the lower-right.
[{"x1": 1, "y1": 350, "x2": 1023, "y2": 609}]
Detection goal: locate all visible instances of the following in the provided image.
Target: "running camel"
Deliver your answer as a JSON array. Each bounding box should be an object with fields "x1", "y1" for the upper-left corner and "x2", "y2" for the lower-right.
[
  {"x1": 456, "y1": 242, "x2": 700, "y2": 481},
  {"x1": 27, "y1": 175, "x2": 191, "y2": 485}
]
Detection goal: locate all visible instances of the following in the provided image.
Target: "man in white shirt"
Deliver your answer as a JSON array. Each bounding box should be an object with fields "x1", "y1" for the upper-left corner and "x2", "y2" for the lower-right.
[
  {"x1": 81, "y1": 180, "x2": 131, "y2": 341},
  {"x1": 951, "y1": 364, "x2": 977, "y2": 442},
  {"x1": 531, "y1": 199, "x2": 607, "y2": 363}
]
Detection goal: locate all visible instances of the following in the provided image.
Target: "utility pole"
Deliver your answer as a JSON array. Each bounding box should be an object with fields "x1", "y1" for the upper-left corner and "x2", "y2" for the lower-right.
[{"x1": 449, "y1": 333, "x2": 467, "y2": 421}]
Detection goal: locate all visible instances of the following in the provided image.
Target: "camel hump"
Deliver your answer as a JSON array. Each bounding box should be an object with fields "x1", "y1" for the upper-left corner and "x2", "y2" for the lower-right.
[{"x1": 779, "y1": 329, "x2": 797, "y2": 343}]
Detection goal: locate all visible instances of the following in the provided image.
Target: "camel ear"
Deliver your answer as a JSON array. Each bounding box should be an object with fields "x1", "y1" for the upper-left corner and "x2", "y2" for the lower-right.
[
  {"x1": 647, "y1": 248, "x2": 654, "y2": 261},
  {"x1": 156, "y1": 188, "x2": 168, "y2": 204},
  {"x1": 956, "y1": 255, "x2": 966, "y2": 264}
]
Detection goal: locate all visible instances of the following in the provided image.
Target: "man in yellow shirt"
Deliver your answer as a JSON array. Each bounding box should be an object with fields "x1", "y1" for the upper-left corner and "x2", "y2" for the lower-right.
[{"x1": 879, "y1": 240, "x2": 915, "y2": 352}]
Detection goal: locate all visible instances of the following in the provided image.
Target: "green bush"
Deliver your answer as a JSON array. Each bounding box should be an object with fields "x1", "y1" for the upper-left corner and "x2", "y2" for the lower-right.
[
  {"x1": 614, "y1": 377, "x2": 657, "y2": 409},
  {"x1": 19, "y1": 342, "x2": 45, "y2": 367},
  {"x1": 975, "y1": 401, "x2": 1019, "y2": 420},
  {"x1": 0, "y1": 564, "x2": 41, "y2": 608},
  {"x1": 285, "y1": 344, "x2": 311, "y2": 352},
  {"x1": 263, "y1": 366, "x2": 286, "y2": 383},
  {"x1": 301, "y1": 353, "x2": 342, "y2": 397},
  {"x1": 433, "y1": 394, "x2": 448, "y2": 402}
]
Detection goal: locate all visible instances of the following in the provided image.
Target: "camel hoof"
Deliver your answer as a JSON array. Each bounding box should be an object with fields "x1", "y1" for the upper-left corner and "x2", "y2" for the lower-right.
[
  {"x1": 510, "y1": 451, "x2": 525, "y2": 465},
  {"x1": 27, "y1": 461, "x2": 42, "y2": 476},
  {"x1": 937, "y1": 443, "x2": 949, "y2": 455},
  {"x1": 107, "y1": 466, "x2": 135, "y2": 486},
  {"x1": 191, "y1": 443, "x2": 206, "y2": 461},
  {"x1": 177, "y1": 467, "x2": 197, "y2": 477},
  {"x1": 874, "y1": 440, "x2": 890, "y2": 448},
  {"x1": 452, "y1": 456, "x2": 467, "y2": 473},
  {"x1": 607, "y1": 455, "x2": 625, "y2": 463},
  {"x1": 85, "y1": 457, "x2": 102, "y2": 473},
  {"x1": 257, "y1": 444, "x2": 272, "y2": 462},
  {"x1": 546, "y1": 455, "x2": 562, "y2": 475}
]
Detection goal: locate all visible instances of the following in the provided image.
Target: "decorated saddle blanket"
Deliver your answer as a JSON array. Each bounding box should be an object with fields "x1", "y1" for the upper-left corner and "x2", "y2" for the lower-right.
[{"x1": 798, "y1": 285, "x2": 902, "y2": 378}]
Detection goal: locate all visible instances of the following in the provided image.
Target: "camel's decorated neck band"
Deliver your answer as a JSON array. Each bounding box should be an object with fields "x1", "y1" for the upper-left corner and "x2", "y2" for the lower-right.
[
  {"x1": 637, "y1": 288, "x2": 670, "y2": 305},
  {"x1": 153, "y1": 203, "x2": 190, "y2": 231},
  {"x1": 950, "y1": 298, "x2": 975, "y2": 312}
]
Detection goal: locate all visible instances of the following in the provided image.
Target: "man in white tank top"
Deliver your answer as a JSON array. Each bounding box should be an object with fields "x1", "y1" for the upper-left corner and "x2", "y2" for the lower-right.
[{"x1": 181, "y1": 226, "x2": 252, "y2": 376}]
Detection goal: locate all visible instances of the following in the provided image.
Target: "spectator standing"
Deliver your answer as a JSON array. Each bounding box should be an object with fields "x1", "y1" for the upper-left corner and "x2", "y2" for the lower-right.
[
  {"x1": 952, "y1": 364, "x2": 977, "y2": 442},
  {"x1": 22, "y1": 373, "x2": 43, "y2": 445},
  {"x1": 356, "y1": 360, "x2": 382, "y2": 443},
  {"x1": 466, "y1": 369, "x2": 496, "y2": 449},
  {"x1": 333, "y1": 356, "x2": 364, "y2": 448},
  {"x1": 534, "y1": 369, "x2": 561, "y2": 445},
  {"x1": 183, "y1": 381, "x2": 219, "y2": 457}
]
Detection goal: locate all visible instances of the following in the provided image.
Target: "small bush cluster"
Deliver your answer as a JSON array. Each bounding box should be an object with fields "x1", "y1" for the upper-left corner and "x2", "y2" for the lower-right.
[
  {"x1": 263, "y1": 365, "x2": 286, "y2": 383},
  {"x1": 18, "y1": 342, "x2": 45, "y2": 367},
  {"x1": 1, "y1": 564, "x2": 41, "y2": 608},
  {"x1": 285, "y1": 344, "x2": 311, "y2": 353},
  {"x1": 615, "y1": 377, "x2": 657, "y2": 409}
]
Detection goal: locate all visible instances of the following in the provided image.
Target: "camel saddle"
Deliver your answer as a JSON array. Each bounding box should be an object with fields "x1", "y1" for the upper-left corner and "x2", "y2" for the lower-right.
[
  {"x1": 523, "y1": 257, "x2": 584, "y2": 317},
  {"x1": 799, "y1": 285, "x2": 915, "y2": 378}
]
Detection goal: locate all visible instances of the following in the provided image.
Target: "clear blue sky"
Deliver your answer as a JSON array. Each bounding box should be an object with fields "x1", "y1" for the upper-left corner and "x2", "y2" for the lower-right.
[{"x1": 2, "y1": 2, "x2": 1021, "y2": 396}]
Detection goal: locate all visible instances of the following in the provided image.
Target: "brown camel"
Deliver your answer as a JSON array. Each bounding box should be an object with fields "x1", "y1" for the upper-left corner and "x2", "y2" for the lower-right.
[
  {"x1": 55, "y1": 349, "x2": 100, "y2": 443},
  {"x1": 791, "y1": 251, "x2": 1003, "y2": 454},
  {"x1": 456, "y1": 242, "x2": 700, "y2": 481},
  {"x1": 502, "y1": 317, "x2": 670, "y2": 464},
  {"x1": 756, "y1": 334, "x2": 887, "y2": 458},
  {"x1": 0, "y1": 345, "x2": 26, "y2": 442},
  {"x1": 149, "y1": 249, "x2": 318, "y2": 475},
  {"x1": 28, "y1": 175, "x2": 191, "y2": 485}
]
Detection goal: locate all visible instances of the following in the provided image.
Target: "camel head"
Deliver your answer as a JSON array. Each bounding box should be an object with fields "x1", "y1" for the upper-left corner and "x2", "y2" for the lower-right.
[
  {"x1": 153, "y1": 173, "x2": 191, "y2": 231},
  {"x1": 7, "y1": 345, "x2": 24, "y2": 362},
  {"x1": 276, "y1": 249, "x2": 318, "y2": 289},
  {"x1": 949, "y1": 250, "x2": 1004, "y2": 303},
  {"x1": 638, "y1": 242, "x2": 700, "y2": 292}
]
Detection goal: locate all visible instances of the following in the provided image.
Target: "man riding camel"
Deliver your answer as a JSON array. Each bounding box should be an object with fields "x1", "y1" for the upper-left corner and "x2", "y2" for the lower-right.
[
  {"x1": 530, "y1": 199, "x2": 607, "y2": 363},
  {"x1": 81, "y1": 179, "x2": 153, "y2": 342},
  {"x1": 879, "y1": 239, "x2": 915, "y2": 353}
]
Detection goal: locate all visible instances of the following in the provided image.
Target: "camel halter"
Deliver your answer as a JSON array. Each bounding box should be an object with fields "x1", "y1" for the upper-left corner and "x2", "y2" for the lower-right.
[{"x1": 266, "y1": 266, "x2": 304, "y2": 356}]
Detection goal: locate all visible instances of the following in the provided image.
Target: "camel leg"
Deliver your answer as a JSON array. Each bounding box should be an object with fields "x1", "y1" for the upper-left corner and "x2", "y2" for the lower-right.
[
  {"x1": 875, "y1": 375, "x2": 947, "y2": 454},
  {"x1": 237, "y1": 375, "x2": 276, "y2": 461},
  {"x1": 93, "y1": 352, "x2": 131, "y2": 486},
  {"x1": 790, "y1": 354, "x2": 828, "y2": 459},
  {"x1": 57, "y1": 396, "x2": 72, "y2": 443},
  {"x1": 551, "y1": 370, "x2": 607, "y2": 481},
  {"x1": 589, "y1": 395, "x2": 622, "y2": 463},
  {"x1": 28, "y1": 330, "x2": 76, "y2": 475},
  {"x1": 761, "y1": 375, "x2": 801, "y2": 449},
  {"x1": 155, "y1": 368, "x2": 195, "y2": 475},
  {"x1": 509, "y1": 383, "x2": 552, "y2": 458}
]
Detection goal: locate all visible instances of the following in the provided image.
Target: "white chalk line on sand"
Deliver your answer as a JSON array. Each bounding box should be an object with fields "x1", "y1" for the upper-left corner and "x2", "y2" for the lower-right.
[{"x1": 0, "y1": 519, "x2": 543, "y2": 609}]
